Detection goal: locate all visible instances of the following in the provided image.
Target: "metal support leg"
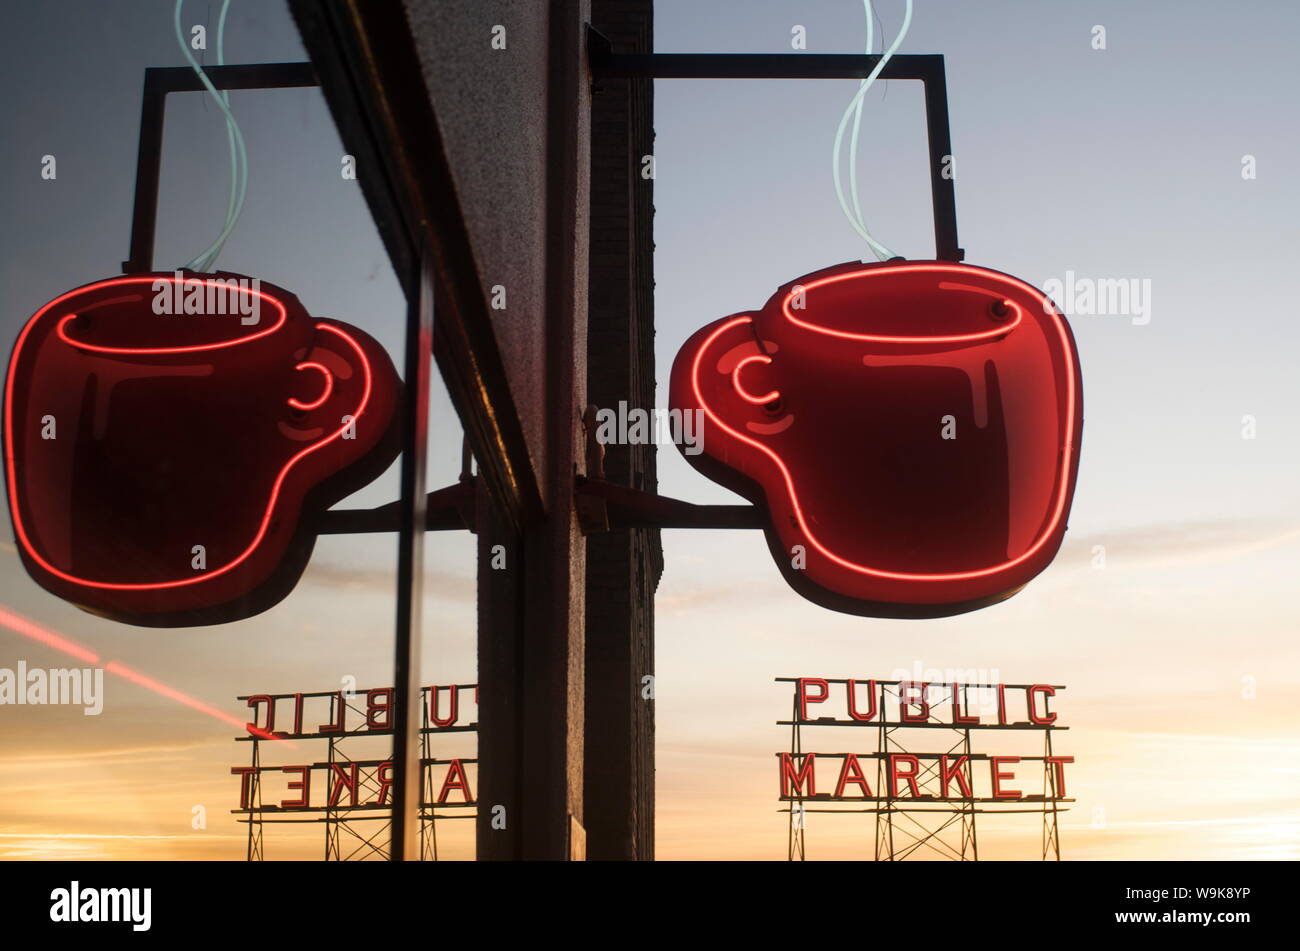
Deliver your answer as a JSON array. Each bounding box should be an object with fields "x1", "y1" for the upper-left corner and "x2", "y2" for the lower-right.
[{"x1": 389, "y1": 246, "x2": 433, "y2": 860}]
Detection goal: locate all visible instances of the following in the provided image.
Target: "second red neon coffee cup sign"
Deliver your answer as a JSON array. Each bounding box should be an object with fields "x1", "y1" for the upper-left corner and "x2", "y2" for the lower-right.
[{"x1": 669, "y1": 260, "x2": 1084, "y2": 618}]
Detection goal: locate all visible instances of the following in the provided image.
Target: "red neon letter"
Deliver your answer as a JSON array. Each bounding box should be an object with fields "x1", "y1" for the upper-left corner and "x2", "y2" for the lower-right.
[
  {"x1": 281, "y1": 765, "x2": 311, "y2": 808},
  {"x1": 938, "y1": 755, "x2": 972, "y2": 799},
  {"x1": 231, "y1": 767, "x2": 258, "y2": 809},
  {"x1": 328, "y1": 762, "x2": 360, "y2": 807},
  {"x1": 245, "y1": 694, "x2": 274, "y2": 735},
  {"x1": 365, "y1": 688, "x2": 393, "y2": 730},
  {"x1": 1045, "y1": 756, "x2": 1074, "y2": 797},
  {"x1": 290, "y1": 692, "x2": 304, "y2": 735},
  {"x1": 952, "y1": 683, "x2": 979, "y2": 725},
  {"x1": 900, "y1": 682, "x2": 930, "y2": 722},
  {"x1": 318, "y1": 690, "x2": 344, "y2": 733},
  {"x1": 429, "y1": 685, "x2": 459, "y2": 728},
  {"x1": 797, "y1": 678, "x2": 829, "y2": 721},
  {"x1": 847, "y1": 679, "x2": 877, "y2": 721},
  {"x1": 438, "y1": 759, "x2": 473, "y2": 804},
  {"x1": 375, "y1": 761, "x2": 394, "y2": 805},
  {"x1": 1028, "y1": 684, "x2": 1057, "y2": 724},
  {"x1": 834, "y1": 754, "x2": 873, "y2": 798},
  {"x1": 889, "y1": 754, "x2": 922, "y2": 797},
  {"x1": 997, "y1": 684, "x2": 1008, "y2": 725},
  {"x1": 779, "y1": 753, "x2": 817, "y2": 797},
  {"x1": 990, "y1": 757, "x2": 1022, "y2": 798}
]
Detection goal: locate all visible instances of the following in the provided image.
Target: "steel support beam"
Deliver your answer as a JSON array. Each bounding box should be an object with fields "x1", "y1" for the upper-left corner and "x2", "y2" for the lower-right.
[{"x1": 388, "y1": 249, "x2": 433, "y2": 860}]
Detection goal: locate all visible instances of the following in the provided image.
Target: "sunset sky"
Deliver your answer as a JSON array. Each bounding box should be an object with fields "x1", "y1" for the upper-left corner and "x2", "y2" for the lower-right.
[{"x1": 2, "y1": 0, "x2": 1298, "y2": 861}]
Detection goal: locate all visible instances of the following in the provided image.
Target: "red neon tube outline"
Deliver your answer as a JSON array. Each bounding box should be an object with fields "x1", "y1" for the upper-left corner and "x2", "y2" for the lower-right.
[
  {"x1": 287, "y1": 361, "x2": 333, "y2": 411},
  {"x1": 731, "y1": 354, "x2": 780, "y2": 405},
  {"x1": 53, "y1": 276, "x2": 287, "y2": 355},
  {"x1": 782, "y1": 264, "x2": 1024, "y2": 343},
  {"x1": 5, "y1": 295, "x2": 374, "y2": 591},
  {"x1": 690, "y1": 263, "x2": 1077, "y2": 582}
]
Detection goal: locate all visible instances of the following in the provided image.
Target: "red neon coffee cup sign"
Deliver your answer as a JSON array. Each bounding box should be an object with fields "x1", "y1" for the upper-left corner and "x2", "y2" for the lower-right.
[
  {"x1": 669, "y1": 259, "x2": 1083, "y2": 618},
  {"x1": 4, "y1": 272, "x2": 401, "y2": 626}
]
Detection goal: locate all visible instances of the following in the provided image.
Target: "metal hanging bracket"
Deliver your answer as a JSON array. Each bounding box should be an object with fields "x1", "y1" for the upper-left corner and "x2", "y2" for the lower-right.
[
  {"x1": 121, "y1": 62, "x2": 319, "y2": 274},
  {"x1": 317, "y1": 475, "x2": 764, "y2": 536},
  {"x1": 586, "y1": 26, "x2": 963, "y2": 263}
]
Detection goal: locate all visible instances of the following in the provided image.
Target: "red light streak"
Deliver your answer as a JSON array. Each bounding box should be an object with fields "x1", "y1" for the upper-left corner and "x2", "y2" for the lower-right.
[
  {"x1": 0, "y1": 605, "x2": 99, "y2": 664},
  {"x1": 0, "y1": 604, "x2": 286, "y2": 743}
]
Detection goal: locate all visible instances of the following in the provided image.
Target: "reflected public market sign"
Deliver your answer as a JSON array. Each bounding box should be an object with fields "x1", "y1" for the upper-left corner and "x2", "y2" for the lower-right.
[
  {"x1": 670, "y1": 260, "x2": 1083, "y2": 619},
  {"x1": 232, "y1": 685, "x2": 478, "y2": 815},
  {"x1": 3, "y1": 272, "x2": 401, "y2": 627}
]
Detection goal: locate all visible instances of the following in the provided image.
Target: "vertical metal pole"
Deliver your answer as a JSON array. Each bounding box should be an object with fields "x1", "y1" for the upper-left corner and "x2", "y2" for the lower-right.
[
  {"x1": 121, "y1": 64, "x2": 319, "y2": 274},
  {"x1": 787, "y1": 689, "x2": 806, "y2": 861},
  {"x1": 1043, "y1": 729, "x2": 1061, "y2": 861},
  {"x1": 247, "y1": 738, "x2": 261, "y2": 861},
  {"x1": 122, "y1": 71, "x2": 166, "y2": 274},
  {"x1": 475, "y1": 477, "x2": 524, "y2": 860},
  {"x1": 874, "y1": 687, "x2": 884, "y2": 861},
  {"x1": 390, "y1": 247, "x2": 433, "y2": 860},
  {"x1": 965, "y1": 716, "x2": 978, "y2": 861},
  {"x1": 920, "y1": 59, "x2": 962, "y2": 262},
  {"x1": 884, "y1": 684, "x2": 896, "y2": 861},
  {"x1": 419, "y1": 689, "x2": 438, "y2": 861},
  {"x1": 326, "y1": 720, "x2": 339, "y2": 861}
]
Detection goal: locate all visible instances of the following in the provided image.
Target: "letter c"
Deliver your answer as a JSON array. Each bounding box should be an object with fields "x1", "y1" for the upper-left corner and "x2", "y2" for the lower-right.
[
  {"x1": 288, "y1": 361, "x2": 333, "y2": 411},
  {"x1": 732, "y1": 354, "x2": 780, "y2": 405}
]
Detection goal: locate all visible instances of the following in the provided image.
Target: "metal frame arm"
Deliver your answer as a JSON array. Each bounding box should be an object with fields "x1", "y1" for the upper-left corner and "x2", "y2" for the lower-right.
[
  {"x1": 121, "y1": 62, "x2": 319, "y2": 274},
  {"x1": 587, "y1": 27, "x2": 962, "y2": 263},
  {"x1": 317, "y1": 476, "x2": 763, "y2": 535},
  {"x1": 315, "y1": 479, "x2": 476, "y2": 535},
  {"x1": 575, "y1": 476, "x2": 761, "y2": 532}
]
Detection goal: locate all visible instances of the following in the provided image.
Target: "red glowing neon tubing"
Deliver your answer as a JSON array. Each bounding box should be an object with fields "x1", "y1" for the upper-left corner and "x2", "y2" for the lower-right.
[
  {"x1": 53, "y1": 276, "x2": 288, "y2": 355},
  {"x1": 691, "y1": 265, "x2": 1078, "y2": 582},
  {"x1": 5, "y1": 301, "x2": 373, "y2": 591},
  {"x1": 287, "y1": 361, "x2": 333, "y2": 411},
  {"x1": 731, "y1": 353, "x2": 780, "y2": 405},
  {"x1": 782, "y1": 265, "x2": 1024, "y2": 343}
]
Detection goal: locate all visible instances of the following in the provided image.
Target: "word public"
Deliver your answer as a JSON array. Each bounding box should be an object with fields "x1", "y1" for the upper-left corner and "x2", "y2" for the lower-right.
[
  {"x1": 233, "y1": 685, "x2": 478, "y2": 811},
  {"x1": 793, "y1": 677, "x2": 1060, "y2": 726},
  {"x1": 241, "y1": 685, "x2": 474, "y2": 738}
]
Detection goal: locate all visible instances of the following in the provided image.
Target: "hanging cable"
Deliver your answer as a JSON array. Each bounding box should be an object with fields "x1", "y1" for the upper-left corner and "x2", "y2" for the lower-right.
[
  {"x1": 173, "y1": 0, "x2": 247, "y2": 273},
  {"x1": 832, "y1": 0, "x2": 913, "y2": 261},
  {"x1": 198, "y1": 0, "x2": 245, "y2": 272},
  {"x1": 845, "y1": 2, "x2": 874, "y2": 239}
]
